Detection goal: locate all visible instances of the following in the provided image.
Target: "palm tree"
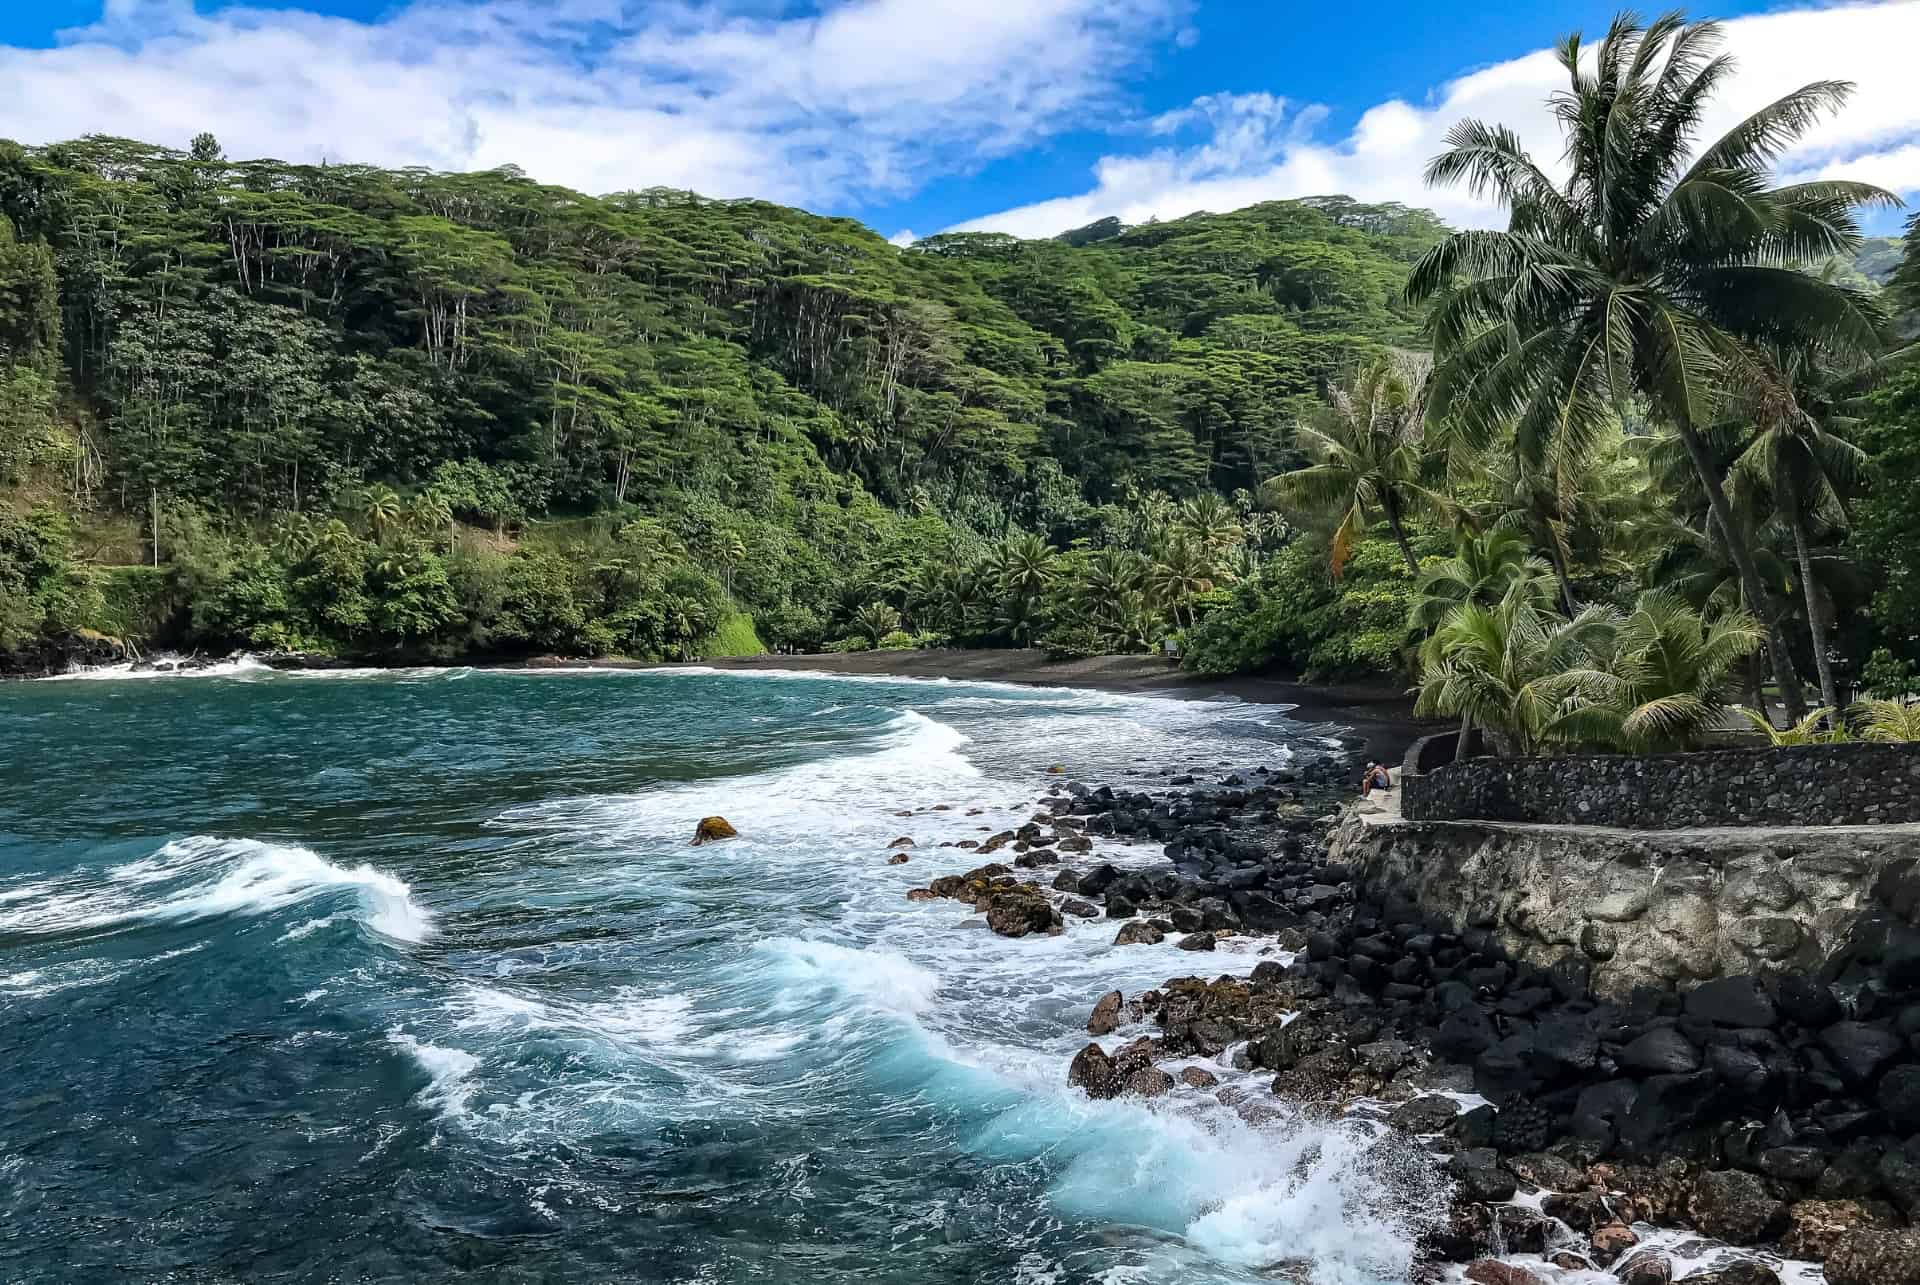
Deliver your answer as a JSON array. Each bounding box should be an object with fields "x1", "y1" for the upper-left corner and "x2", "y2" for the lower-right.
[
  {"x1": 1414, "y1": 582, "x2": 1619, "y2": 756},
  {"x1": 1148, "y1": 537, "x2": 1216, "y2": 632},
  {"x1": 1733, "y1": 705, "x2": 1843, "y2": 746},
  {"x1": 1468, "y1": 427, "x2": 1653, "y2": 616},
  {"x1": 1409, "y1": 11, "x2": 1895, "y2": 722},
  {"x1": 1728, "y1": 347, "x2": 1876, "y2": 714},
  {"x1": 1856, "y1": 696, "x2": 1920, "y2": 743},
  {"x1": 716, "y1": 532, "x2": 747, "y2": 600},
  {"x1": 1590, "y1": 591, "x2": 1763, "y2": 751},
  {"x1": 1412, "y1": 528, "x2": 1556, "y2": 761},
  {"x1": 355, "y1": 484, "x2": 404, "y2": 543},
  {"x1": 851, "y1": 603, "x2": 901, "y2": 646},
  {"x1": 1267, "y1": 354, "x2": 1444, "y2": 577},
  {"x1": 409, "y1": 491, "x2": 455, "y2": 555},
  {"x1": 1409, "y1": 528, "x2": 1555, "y2": 635},
  {"x1": 1175, "y1": 493, "x2": 1244, "y2": 559}
]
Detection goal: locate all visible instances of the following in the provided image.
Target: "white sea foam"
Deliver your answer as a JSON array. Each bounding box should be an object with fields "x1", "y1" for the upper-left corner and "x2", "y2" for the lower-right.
[
  {"x1": 386, "y1": 1030, "x2": 480, "y2": 1118},
  {"x1": 757, "y1": 937, "x2": 942, "y2": 1018},
  {"x1": 0, "y1": 836, "x2": 429, "y2": 943},
  {"x1": 42, "y1": 653, "x2": 273, "y2": 681}
]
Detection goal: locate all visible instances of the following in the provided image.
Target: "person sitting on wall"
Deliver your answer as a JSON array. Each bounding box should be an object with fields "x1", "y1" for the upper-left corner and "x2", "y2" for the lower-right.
[{"x1": 1360, "y1": 762, "x2": 1392, "y2": 798}]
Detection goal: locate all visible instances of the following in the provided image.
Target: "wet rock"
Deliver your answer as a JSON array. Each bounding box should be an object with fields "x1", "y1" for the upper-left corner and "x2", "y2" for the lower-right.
[
  {"x1": 1058, "y1": 834, "x2": 1092, "y2": 854},
  {"x1": 1783, "y1": 1200, "x2": 1897, "y2": 1261},
  {"x1": 1617, "y1": 1252, "x2": 1673, "y2": 1285},
  {"x1": 1061, "y1": 898, "x2": 1099, "y2": 918},
  {"x1": 1880, "y1": 1065, "x2": 1920, "y2": 1131},
  {"x1": 1068, "y1": 1043, "x2": 1121, "y2": 1099},
  {"x1": 1176, "y1": 931, "x2": 1217, "y2": 952},
  {"x1": 978, "y1": 830, "x2": 1016, "y2": 854},
  {"x1": 691, "y1": 815, "x2": 738, "y2": 844},
  {"x1": 1445, "y1": 1148, "x2": 1517, "y2": 1202},
  {"x1": 1688, "y1": 1170, "x2": 1786, "y2": 1244},
  {"x1": 886, "y1": 853, "x2": 910, "y2": 865},
  {"x1": 1125, "y1": 1067, "x2": 1175, "y2": 1097},
  {"x1": 1684, "y1": 975, "x2": 1777, "y2": 1028},
  {"x1": 1114, "y1": 922, "x2": 1164, "y2": 946},
  {"x1": 1772, "y1": 973, "x2": 1843, "y2": 1029},
  {"x1": 1463, "y1": 1263, "x2": 1549, "y2": 1285},
  {"x1": 1825, "y1": 1230, "x2": 1920, "y2": 1285},
  {"x1": 1106, "y1": 895, "x2": 1138, "y2": 920},
  {"x1": 1621, "y1": 1027, "x2": 1701, "y2": 1075},
  {"x1": 985, "y1": 890, "x2": 1059, "y2": 938},
  {"x1": 1680, "y1": 1264, "x2": 1782, "y2": 1285},
  {"x1": 1589, "y1": 1222, "x2": 1638, "y2": 1266},
  {"x1": 888, "y1": 835, "x2": 915, "y2": 848},
  {"x1": 1757, "y1": 1146, "x2": 1826, "y2": 1184},
  {"x1": 906, "y1": 888, "x2": 937, "y2": 902},
  {"x1": 1088, "y1": 990, "x2": 1123, "y2": 1036},
  {"x1": 1505, "y1": 1151, "x2": 1584, "y2": 1192},
  {"x1": 1819, "y1": 1022, "x2": 1904, "y2": 1086},
  {"x1": 1388, "y1": 1095, "x2": 1462, "y2": 1135},
  {"x1": 1180, "y1": 1067, "x2": 1219, "y2": 1089}
]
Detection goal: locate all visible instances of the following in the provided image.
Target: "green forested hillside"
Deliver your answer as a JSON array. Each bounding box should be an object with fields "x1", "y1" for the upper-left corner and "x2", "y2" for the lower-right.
[{"x1": 0, "y1": 133, "x2": 1442, "y2": 664}]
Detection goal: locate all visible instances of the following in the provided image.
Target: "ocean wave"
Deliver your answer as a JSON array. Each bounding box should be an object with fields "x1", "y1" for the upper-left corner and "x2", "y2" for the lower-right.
[
  {"x1": 0, "y1": 835, "x2": 430, "y2": 944},
  {"x1": 42, "y1": 653, "x2": 273, "y2": 682},
  {"x1": 492, "y1": 707, "x2": 982, "y2": 842},
  {"x1": 386, "y1": 1030, "x2": 479, "y2": 1118}
]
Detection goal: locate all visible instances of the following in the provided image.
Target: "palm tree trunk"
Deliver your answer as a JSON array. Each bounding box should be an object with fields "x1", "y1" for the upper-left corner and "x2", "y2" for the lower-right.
[
  {"x1": 1673, "y1": 422, "x2": 1809, "y2": 723},
  {"x1": 1783, "y1": 473, "x2": 1840, "y2": 715},
  {"x1": 1382, "y1": 505, "x2": 1421, "y2": 577},
  {"x1": 1542, "y1": 534, "x2": 1580, "y2": 617}
]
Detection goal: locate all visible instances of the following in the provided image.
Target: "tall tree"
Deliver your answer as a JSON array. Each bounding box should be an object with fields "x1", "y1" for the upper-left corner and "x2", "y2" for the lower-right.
[
  {"x1": 1266, "y1": 353, "x2": 1443, "y2": 576},
  {"x1": 1408, "y1": 10, "x2": 1895, "y2": 722}
]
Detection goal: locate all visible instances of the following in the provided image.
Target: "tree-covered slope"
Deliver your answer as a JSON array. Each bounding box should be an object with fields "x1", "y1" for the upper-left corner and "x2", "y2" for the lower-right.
[{"x1": 0, "y1": 133, "x2": 1442, "y2": 663}]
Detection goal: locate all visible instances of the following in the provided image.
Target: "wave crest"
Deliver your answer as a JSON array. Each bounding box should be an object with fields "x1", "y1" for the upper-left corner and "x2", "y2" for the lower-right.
[{"x1": 2, "y1": 836, "x2": 430, "y2": 943}]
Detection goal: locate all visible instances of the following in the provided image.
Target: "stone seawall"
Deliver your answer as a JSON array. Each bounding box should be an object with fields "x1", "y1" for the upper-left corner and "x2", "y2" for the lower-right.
[
  {"x1": 1402, "y1": 741, "x2": 1920, "y2": 829},
  {"x1": 1331, "y1": 811, "x2": 1917, "y2": 998}
]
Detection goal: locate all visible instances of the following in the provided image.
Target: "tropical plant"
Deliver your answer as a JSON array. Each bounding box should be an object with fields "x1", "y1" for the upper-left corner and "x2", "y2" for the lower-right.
[
  {"x1": 1414, "y1": 581, "x2": 1618, "y2": 755},
  {"x1": 1409, "y1": 528, "x2": 1555, "y2": 636},
  {"x1": 1855, "y1": 696, "x2": 1920, "y2": 743},
  {"x1": 1732, "y1": 705, "x2": 1845, "y2": 746},
  {"x1": 1148, "y1": 536, "x2": 1216, "y2": 632},
  {"x1": 1409, "y1": 11, "x2": 1896, "y2": 721},
  {"x1": 1266, "y1": 354, "x2": 1445, "y2": 576},
  {"x1": 1589, "y1": 591, "x2": 1763, "y2": 751},
  {"x1": 1728, "y1": 346, "x2": 1876, "y2": 714},
  {"x1": 850, "y1": 602, "x2": 902, "y2": 646}
]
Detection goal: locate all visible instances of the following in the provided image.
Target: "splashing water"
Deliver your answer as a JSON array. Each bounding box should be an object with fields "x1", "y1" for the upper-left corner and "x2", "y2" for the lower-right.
[{"x1": 0, "y1": 664, "x2": 1442, "y2": 1284}]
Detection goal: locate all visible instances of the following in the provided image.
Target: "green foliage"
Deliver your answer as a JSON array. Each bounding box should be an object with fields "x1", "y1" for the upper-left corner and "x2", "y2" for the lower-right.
[
  {"x1": 703, "y1": 611, "x2": 766, "y2": 659},
  {"x1": 1415, "y1": 586, "x2": 1759, "y2": 755},
  {"x1": 0, "y1": 133, "x2": 1451, "y2": 666},
  {"x1": 1182, "y1": 538, "x2": 1419, "y2": 679}
]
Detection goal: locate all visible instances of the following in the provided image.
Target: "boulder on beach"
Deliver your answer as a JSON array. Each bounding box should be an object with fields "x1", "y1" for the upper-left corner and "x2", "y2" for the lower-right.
[{"x1": 691, "y1": 816, "x2": 738, "y2": 845}]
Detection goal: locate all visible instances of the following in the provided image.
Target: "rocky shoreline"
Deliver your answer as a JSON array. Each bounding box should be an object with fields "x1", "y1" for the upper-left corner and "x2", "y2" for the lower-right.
[{"x1": 904, "y1": 752, "x2": 1920, "y2": 1285}]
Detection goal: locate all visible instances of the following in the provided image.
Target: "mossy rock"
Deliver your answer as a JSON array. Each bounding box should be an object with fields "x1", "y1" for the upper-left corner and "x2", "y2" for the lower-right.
[{"x1": 691, "y1": 816, "x2": 738, "y2": 845}]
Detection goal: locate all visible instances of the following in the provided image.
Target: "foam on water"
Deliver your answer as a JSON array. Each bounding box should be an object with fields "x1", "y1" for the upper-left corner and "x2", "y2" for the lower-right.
[
  {"x1": 385, "y1": 1030, "x2": 480, "y2": 1118},
  {"x1": 0, "y1": 835, "x2": 430, "y2": 943},
  {"x1": 43, "y1": 653, "x2": 274, "y2": 681}
]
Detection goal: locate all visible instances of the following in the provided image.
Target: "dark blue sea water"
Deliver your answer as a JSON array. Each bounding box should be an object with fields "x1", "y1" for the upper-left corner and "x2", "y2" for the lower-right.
[{"x1": 0, "y1": 662, "x2": 1439, "y2": 1283}]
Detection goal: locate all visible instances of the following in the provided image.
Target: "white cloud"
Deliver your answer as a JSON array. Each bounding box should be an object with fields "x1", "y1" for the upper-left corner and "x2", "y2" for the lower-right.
[
  {"x1": 0, "y1": 0, "x2": 1185, "y2": 207},
  {"x1": 957, "y1": 0, "x2": 1920, "y2": 237},
  {"x1": 887, "y1": 229, "x2": 918, "y2": 247}
]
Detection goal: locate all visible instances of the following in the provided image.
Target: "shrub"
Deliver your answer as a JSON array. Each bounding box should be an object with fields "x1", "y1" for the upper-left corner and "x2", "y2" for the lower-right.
[{"x1": 876, "y1": 629, "x2": 916, "y2": 650}]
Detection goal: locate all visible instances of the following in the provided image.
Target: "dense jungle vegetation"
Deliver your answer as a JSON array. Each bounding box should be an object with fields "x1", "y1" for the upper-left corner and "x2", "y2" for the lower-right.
[{"x1": 1, "y1": 11, "x2": 1918, "y2": 750}]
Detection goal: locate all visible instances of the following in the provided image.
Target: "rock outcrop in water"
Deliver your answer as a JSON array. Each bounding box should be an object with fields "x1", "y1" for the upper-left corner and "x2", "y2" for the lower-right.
[{"x1": 691, "y1": 816, "x2": 738, "y2": 845}]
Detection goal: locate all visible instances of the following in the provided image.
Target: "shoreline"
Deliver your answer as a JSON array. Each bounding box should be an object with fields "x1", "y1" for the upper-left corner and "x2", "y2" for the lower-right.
[{"x1": 537, "y1": 648, "x2": 1442, "y2": 764}]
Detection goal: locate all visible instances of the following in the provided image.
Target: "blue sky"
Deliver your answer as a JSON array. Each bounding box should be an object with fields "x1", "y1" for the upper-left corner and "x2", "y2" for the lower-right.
[{"x1": 2, "y1": 1, "x2": 1915, "y2": 240}]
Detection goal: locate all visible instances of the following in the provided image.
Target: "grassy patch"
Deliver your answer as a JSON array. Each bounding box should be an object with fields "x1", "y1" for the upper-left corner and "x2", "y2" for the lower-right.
[{"x1": 702, "y1": 611, "x2": 766, "y2": 659}]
